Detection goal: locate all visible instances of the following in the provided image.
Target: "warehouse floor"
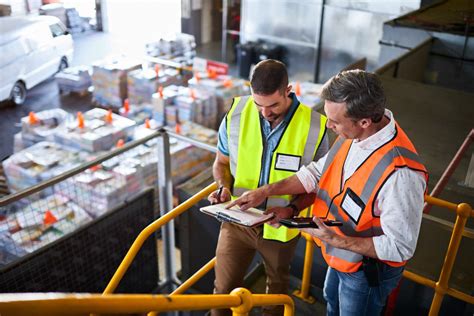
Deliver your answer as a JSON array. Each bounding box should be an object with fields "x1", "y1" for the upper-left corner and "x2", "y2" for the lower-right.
[{"x1": 0, "y1": 30, "x2": 472, "y2": 314}]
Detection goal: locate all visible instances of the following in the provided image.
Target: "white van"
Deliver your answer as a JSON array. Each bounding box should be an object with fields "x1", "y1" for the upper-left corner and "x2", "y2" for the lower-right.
[{"x1": 0, "y1": 15, "x2": 74, "y2": 105}]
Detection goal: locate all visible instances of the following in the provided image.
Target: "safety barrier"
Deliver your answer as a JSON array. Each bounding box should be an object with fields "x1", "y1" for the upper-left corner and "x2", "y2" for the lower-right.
[
  {"x1": 100, "y1": 180, "x2": 296, "y2": 316},
  {"x1": 0, "y1": 288, "x2": 294, "y2": 316},
  {"x1": 293, "y1": 194, "x2": 474, "y2": 315}
]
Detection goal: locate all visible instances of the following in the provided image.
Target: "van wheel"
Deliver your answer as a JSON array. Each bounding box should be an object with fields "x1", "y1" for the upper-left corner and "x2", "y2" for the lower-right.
[
  {"x1": 10, "y1": 81, "x2": 27, "y2": 105},
  {"x1": 58, "y1": 58, "x2": 68, "y2": 72}
]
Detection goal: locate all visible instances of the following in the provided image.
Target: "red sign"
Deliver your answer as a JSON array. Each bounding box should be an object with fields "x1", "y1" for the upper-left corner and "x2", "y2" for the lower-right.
[{"x1": 206, "y1": 60, "x2": 229, "y2": 75}]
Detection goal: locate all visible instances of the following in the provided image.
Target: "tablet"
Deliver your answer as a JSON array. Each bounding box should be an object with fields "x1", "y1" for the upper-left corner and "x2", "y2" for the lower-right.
[{"x1": 279, "y1": 217, "x2": 342, "y2": 228}]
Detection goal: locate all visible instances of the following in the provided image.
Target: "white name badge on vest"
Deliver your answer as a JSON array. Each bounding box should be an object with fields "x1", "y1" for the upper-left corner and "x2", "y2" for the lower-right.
[
  {"x1": 341, "y1": 188, "x2": 366, "y2": 224},
  {"x1": 275, "y1": 153, "x2": 301, "y2": 172}
]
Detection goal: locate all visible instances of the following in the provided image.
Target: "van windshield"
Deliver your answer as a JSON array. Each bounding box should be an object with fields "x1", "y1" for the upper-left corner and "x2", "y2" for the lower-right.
[{"x1": 50, "y1": 23, "x2": 67, "y2": 37}]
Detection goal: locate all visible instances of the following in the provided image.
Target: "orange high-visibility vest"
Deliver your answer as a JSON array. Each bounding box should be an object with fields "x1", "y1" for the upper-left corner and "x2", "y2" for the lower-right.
[{"x1": 312, "y1": 123, "x2": 428, "y2": 273}]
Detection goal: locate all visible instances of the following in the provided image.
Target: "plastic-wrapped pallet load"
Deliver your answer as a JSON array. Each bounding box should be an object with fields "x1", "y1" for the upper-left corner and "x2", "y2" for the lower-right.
[
  {"x1": 57, "y1": 169, "x2": 128, "y2": 218},
  {"x1": 290, "y1": 81, "x2": 325, "y2": 111},
  {"x1": 119, "y1": 99, "x2": 154, "y2": 126},
  {"x1": 91, "y1": 57, "x2": 142, "y2": 109},
  {"x1": 168, "y1": 86, "x2": 218, "y2": 129},
  {"x1": 166, "y1": 140, "x2": 214, "y2": 185},
  {"x1": 56, "y1": 145, "x2": 158, "y2": 217},
  {"x1": 55, "y1": 66, "x2": 92, "y2": 94},
  {"x1": 15, "y1": 109, "x2": 69, "y2": 151},
  {"x1": 127, "y1": 68, "x2": 182, "y2": 106},
  {"x1": 145, "y1": 33, "x2": 196, "y2": 62},
  {"x1": 188, "y1": 73, "x2": 249, "y2": 129},
  {"x1": 2, "y1": 142, "x2": 87, "y2": 193},
  {"x1": 151, "y1": 84, "x2": 181, "y2": 125},
  {"x1": 0, "y1": 194, "x2": 93, "y2": 266},
  {"x1": 53, "y1": 108, "x2": 136, "y2": 152},
  {"x1": 179, "y1": 121, "x2": 218, "y2": 146}
]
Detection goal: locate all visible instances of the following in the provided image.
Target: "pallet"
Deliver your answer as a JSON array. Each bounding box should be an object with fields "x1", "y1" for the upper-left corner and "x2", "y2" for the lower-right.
[
  {"x1": 91, "y1": 98, "x2": 121, "y2": 113},
  {"x1": 59, "y1": 87, "x2": 91, "y2": 97}
]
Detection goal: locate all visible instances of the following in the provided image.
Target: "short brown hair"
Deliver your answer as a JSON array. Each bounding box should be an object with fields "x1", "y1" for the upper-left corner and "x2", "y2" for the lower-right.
[
  {"x1": 250, "y1": 59, "x2": 288, "y2": 95},
  {"x1": 321, "y1": 70, "x2": 386, "y2": 123}
]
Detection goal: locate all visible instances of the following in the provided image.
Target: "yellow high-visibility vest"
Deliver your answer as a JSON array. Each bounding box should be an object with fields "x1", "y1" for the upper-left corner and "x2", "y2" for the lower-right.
[{"x1": 226, "y1": 95, "x2": 327, "y2": 242}]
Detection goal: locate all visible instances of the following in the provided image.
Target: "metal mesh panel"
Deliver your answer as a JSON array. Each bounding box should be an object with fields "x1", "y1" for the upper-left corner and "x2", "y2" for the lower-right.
[{"x1": 0, "y1": 189, "x2": 158, "y2": 293}]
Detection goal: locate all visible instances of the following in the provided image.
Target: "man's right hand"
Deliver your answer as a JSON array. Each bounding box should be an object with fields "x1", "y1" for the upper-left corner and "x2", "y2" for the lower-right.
[
  {"x1": 208, "y1": 187, "x2": 231, "y2": 205},
  {"x1": 226, "y1": 187, "x2": 268, "y2": 211}
]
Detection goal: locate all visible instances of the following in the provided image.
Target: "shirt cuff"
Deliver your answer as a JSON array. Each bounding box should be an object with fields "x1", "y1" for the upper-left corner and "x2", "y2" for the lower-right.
[{"x1": 296, "y1": 166, "x2": 318, "y2": 193}]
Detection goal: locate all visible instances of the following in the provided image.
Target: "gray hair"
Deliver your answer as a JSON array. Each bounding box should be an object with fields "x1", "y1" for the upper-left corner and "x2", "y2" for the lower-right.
[{"x1": 321, "y1": 70, "x2": 386, "y2": 123}]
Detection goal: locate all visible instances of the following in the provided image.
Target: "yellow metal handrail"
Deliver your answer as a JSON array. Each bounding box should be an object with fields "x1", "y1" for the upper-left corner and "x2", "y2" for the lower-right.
[
  {"x1": 103, "y1": 182, "x2": 217, "y2": 294},
  {"x1": 172, "y1": 257, "x2": 217, "y2": 295},
  {"x1": 0, "y1": 288, "x2": 294, "y2": 316},
  {"x1": 294, "y1": 194, "x2": 474, "y2": 315}
]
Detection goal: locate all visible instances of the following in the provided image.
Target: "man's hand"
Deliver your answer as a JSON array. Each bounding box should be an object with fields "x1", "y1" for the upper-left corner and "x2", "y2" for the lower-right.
[
  {"x1": 208, "y1": 187, "x2": 231, "y2": 204},
  {"x1": 264, "y1": 206, "x2": 294, "y2": 225},
  {"x1": 226, "y1": 187, "x2": 268, "y2": 211},
  {"x1": 300, "y1": 217, "x2": 337, "y2": 242}
]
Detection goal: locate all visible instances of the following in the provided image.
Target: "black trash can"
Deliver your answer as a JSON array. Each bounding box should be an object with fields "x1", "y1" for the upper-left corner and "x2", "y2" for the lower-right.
[
  {"x1": 237, "y1": 42, "x2": 256, "y2": 79},
  {"x1": 255, "y1": 41, "x2": 285, "y2": 64}
]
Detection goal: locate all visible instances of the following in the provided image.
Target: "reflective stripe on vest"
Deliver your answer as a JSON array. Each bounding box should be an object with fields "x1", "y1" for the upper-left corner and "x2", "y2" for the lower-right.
[
  {"x1": 313, "y1": 123, "x2": 428, "y2": 272},
  {"x1": 227, "y1": 95, "x2": 327, "y2": 242}
]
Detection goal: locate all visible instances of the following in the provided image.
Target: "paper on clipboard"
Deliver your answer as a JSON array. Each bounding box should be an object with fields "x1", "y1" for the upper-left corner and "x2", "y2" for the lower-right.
[{"x1": 200, "y1": 202, "x2": 274, "y2": 227}]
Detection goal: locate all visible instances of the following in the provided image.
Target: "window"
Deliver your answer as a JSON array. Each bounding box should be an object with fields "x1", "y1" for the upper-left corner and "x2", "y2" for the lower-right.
[{"x1": 50, "y1": 23, "x2": 66, "y2": 37}]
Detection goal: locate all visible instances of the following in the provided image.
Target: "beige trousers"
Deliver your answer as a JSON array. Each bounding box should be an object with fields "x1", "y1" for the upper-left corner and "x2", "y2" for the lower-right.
[{"x1": 211, "y1": 222, "x2": 299, "y2": 316}]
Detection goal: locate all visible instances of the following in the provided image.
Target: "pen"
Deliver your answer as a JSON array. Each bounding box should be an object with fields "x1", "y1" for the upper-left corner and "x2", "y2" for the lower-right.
[{"x1": 212, "y1": 185, "x2": 224, "y2": 205}]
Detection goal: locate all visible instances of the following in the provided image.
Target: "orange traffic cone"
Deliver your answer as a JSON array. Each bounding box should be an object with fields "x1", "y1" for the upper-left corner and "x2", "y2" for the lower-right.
[
  {"x1": 123, "y1": 98, "x2": 130, "y2": 114},
  {"x1": 145, "y1": 118, "x2": 151, "y2": 129},
  {"x1": 295, "y1": 82, "x2": 301, "y2": 96},
  {"x1": 208, "y1": 69, "x2": 217, "y2": 79},
  {"x1": 43, "y1": 210, "x2": 57, "y2": 225},
  {"x1": 223, "y1": 79, "x2": 233, "y2": 88},
  {"x1": 154, "y1": 64, "x2": 160, "y2": 77},
  {"x1": 158, "y1": 85, "x2": 164, "y2": 98},
  {"x1": 77, "y1": 112, "x2": 85, "y2": 129},
  {"x1": 89, "y1": 164, "x2": 101, "y2": 172},
  {"x1": 28, "y1": 112, "x2": 39, "y2": 125},
  {"x1": 105, "y1": 109, "x2": 113, "y2": 124},
  {"x1": 175, "y1": 122, "x2": 182, "y2": 134},
  {"x1": 116, "y1": 139, "x2": 125, "y2": 148}
]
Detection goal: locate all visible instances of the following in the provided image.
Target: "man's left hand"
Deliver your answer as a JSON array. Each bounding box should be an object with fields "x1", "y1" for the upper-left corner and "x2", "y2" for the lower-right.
[
  {"x1": 301, "y1": 217, "x2": 337, "y2": 243},
  {"x1": 264, "y1": 206, "x2": 294, "y2": 226}
]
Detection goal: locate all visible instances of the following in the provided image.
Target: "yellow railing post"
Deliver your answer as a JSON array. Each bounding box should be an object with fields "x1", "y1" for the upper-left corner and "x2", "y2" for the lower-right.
[
  {"x1": 429, "y1": 202, "x2": 472, "y2": 316},
  {"x1": 230, "y1": 288, "x2": 253, "y2": 316},
  {"x1": 293, "y1": 232, "x2": 316, "y2": 303}
]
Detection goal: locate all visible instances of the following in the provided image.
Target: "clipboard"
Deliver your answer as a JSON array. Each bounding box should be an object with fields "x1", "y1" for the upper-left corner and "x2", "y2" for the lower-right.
[{"x1": 200, "y1": 202, "x2": 274, "y2": 227}]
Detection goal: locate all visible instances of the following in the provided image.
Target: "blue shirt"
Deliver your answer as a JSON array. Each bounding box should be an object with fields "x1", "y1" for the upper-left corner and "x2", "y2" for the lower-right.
[{"x1": 217, "y1": 92, "x2": 300, "y2": 187}]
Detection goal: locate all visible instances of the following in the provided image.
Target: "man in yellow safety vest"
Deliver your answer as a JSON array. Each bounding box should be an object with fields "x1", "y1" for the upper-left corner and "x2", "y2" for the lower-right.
[{"x1": 208, "y1": 59, "x2": 328, "y2": 316}]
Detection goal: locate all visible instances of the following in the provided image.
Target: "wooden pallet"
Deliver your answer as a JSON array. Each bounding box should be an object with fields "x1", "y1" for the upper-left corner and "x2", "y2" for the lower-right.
[
  {"x1": 91, "y1": 98, "x2": 121, "y2": 113},
  {"x1": 59, "y1": 87, "x2": 91, "y2": 97}
]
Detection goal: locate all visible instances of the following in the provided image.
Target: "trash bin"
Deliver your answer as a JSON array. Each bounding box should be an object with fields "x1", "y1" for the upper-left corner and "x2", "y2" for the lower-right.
[
  {"x1": 237, "y1": 42, "x2": 257, "y2": 79},
  {"x1": 255, "y1": 41, "x2": 285, "y2": 64}
]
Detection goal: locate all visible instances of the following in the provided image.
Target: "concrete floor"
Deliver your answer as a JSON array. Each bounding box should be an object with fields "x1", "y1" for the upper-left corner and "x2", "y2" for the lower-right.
[{"x1": 0, "y1": 30, "x2": 473, "y2": 314}]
